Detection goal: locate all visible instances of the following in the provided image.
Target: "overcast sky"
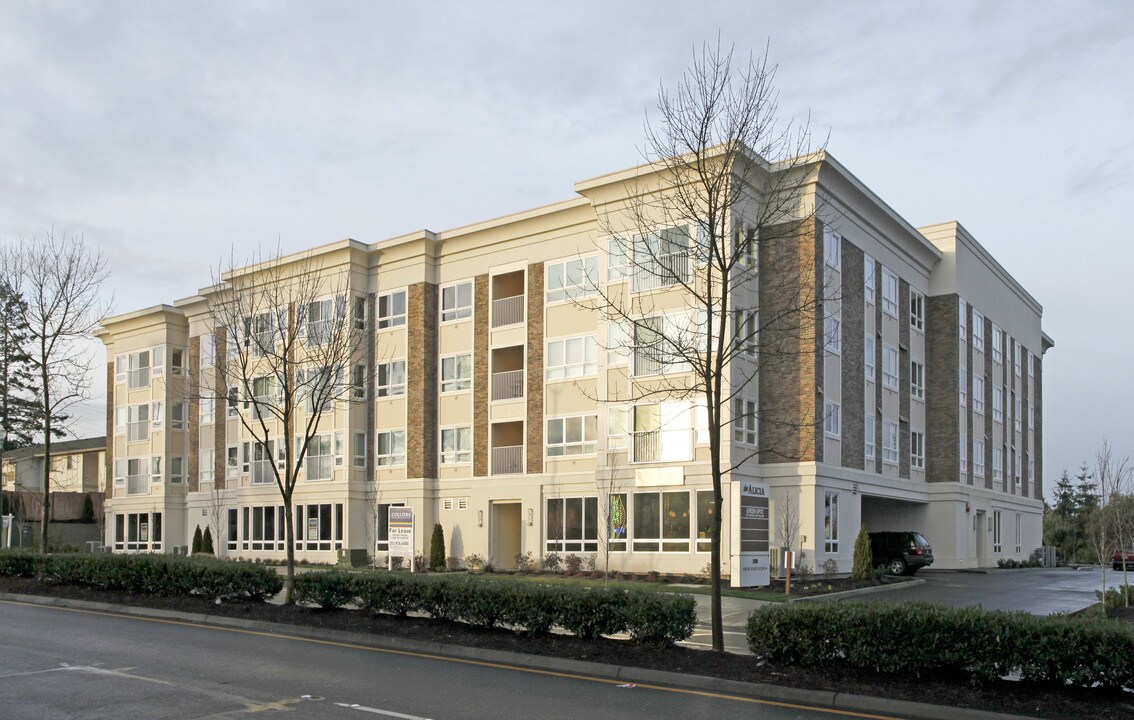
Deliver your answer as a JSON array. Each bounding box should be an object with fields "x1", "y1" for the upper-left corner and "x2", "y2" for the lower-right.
[{"x1": 2, "y1": 2, "x2": 1131, "y2": 498}]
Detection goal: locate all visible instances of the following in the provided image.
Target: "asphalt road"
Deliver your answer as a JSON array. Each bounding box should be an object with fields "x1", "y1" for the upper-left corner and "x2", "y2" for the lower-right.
[{"x1": 0, "y1": 600, "x2": 900, "y2": 720}]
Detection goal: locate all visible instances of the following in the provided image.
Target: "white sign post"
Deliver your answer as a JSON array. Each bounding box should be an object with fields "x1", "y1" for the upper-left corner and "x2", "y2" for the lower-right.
[
  {"x1": 387, "y1": 507, "x2": 414, "y2": 571},
  {"x1": 731, "y1": 481, "x2": 771, "y2": 587},
  {"x1": 1, "y1": 515, "x2": 11, "y2": 549}
]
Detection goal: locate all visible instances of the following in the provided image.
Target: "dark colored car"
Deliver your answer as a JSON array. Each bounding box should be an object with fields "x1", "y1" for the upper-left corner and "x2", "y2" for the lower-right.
[
  {"x1": 869, "y1": 531, "x2": 934, "y2": 576},
  {"x1": 1113, "y1": 548, "x2": 1134, "y2": 571}
]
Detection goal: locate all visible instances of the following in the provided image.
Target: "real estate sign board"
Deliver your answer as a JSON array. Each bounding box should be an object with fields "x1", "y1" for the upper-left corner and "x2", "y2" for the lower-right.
[
  {"x1": 387, "y1": 506, "x2": 414, "y2": 567},
  {"x1": 731, "y1": 481, "x2": 770, "y2": 587}
]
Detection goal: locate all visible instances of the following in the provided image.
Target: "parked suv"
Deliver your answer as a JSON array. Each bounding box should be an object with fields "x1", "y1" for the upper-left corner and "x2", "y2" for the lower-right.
[
  {"x1": 1113, "y1": 548, "x2": 1134, "y2": 571},
  {"x1": 869, "y1": 531, "x2": 934, "y2": 575}
]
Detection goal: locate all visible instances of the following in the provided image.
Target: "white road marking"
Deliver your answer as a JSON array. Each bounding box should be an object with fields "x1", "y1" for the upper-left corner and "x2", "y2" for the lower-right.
[{"x1": 335, "y1": 702, "x2": 433, "y2": 720}]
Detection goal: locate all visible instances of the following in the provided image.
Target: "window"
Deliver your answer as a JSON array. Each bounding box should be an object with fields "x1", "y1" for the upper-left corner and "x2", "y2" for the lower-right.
[
  {"x1": 993, "y1": 446, "x2": 1003, "y2": 482},
  {"x1": 911, "y1": 431, "x2": 925, "y2": 470},
  {"x1": 1029, "y1": 455, "x2": 1035, "y2": 482},
  {"x1": 376, "y1": 502, "x2": 406, "y2": 551},
  {"x1": 735, "y1": 225, "x2": 756, "y2": 268},
  {"x1": 168, "y1": 456, "x2": 185, "y2": 484},
  {"x1": 1014, "y1": 396, "x2": 1022, "y2": 432},
  {"x1": 972, "y1": 310, "x2": 985, "y2": 351},
  {"x1": 352, "y1": 364, "x2": 367, "y2": 400},
  {"x1": 441, "y1": 282, "x2": 473, "y2": 322},
  {"x1": 865, "y1": 336, "x2": 875, "y2": 380},
  {"x1": 824, "y1": 402, "x2": 840, "y2": 438},
  {"x1": 546, "y1": 415, "x2": 598, "y2": 457},
  {"x1": 881, "y1": 268, "x2": 898, "y2": 317},
  {"x1": 882, "y1": 421, "x2": 898, "y2": 464},
  {"x1": 992, "y1": 324, "x2": 1003, "y2": 363},
  {"x1": 910, "y1": 361, "x2": 924, "y2": 401},
  {"x1": 1013, "y1": 341, "x2": 1022, "y2": 376},
  {"x1": 545, "y1": 497, "x2": 599, "y2": 553},
  {"x1": 824, "y1": 492, "x2": 839, "y2": 553},
  {"x1": 227, "y1": 508, "x2": 238, "y2": 551},
  {"x1": 200, "y1": 448, "x2": 215, "y2": 484},
  {"x1": 863, "y1": 255, "x2": 875, "y2": 302},
  {"x1": 606, "y1": 322, "x2": 630, "y2": 365},
  {"x1": 992, "y1": 385, "x2": 1003, "y2": 423},
  {"x1": 375, "y1": 430, "x2": 406, "y2": 466},
  {"x1": 200, "y1": 333, "x2": 216, "y2": 369},
  {"x1": 973, "y1": 376, "x2": 985, "y2": 414},
  {"x1": 823, "y1": 228, "x2": 840, "y2": 269},
  {"x1": 959, "y1": 365, "x2": 968, "y2": 407},
  {"x1": 376, "y1": 361, "x2": 406, "y2": 397},
  {"x1": 959, "y1": 298, "x2": 967, "y2": 340},
  {"x1": 1028, "y1": 352, "x2": 1034, "y2": 378},
  {"x1": 352, "y1": 432, "x2": 367, "y2": 468},
  {"x1": 440, "y1": 427, "x2": 472, "y2": 465},
  {"x1": 298, "y1": 367, "x2": 339, "y2": 415},
  {"x1": 114, "y1": 406, "x2": 126, "y2": 435},
  {"x1": 631, "y1": 227, "x2": 691, "y2": 292},
  {"x1": 305, "y1": 433, "x2": 336, "y2": 481},
  {"x1": 250, "y1": 440, "x2": 282, "y2": 484},
  {"x1": 115, "y1": 511, "x2": 161, "y2": 551},
  {"x1": 607, "y1": 406, "x2": 628, "y2": 450},
  {"x1": 171, "y1": 402, "x2": 187, "y2": 430},
  {"x1": 882, "y1": 344, "x2": 899, "y2": 390},
  {"x1": 226, "y1": 445, "x2": 239, "y2": 479},
  {"x1": 633, "y1": 491, "x2": 690, "y2": 552},
  {"x1": 301, "y1": 301, "x2": 332, "y2": 346},
  {"x1": 441, "y1": 354, "x2": 472, "y2": 392},
  {"x1": 1015, "y1": 450, "x2": 1022, "y2": 486},
  {"x1": 353, "y1": 296, "x2": 366, "y2": 330},
  {"x1": 546, "y1": 336, "x2": 598, "y2": 380},
  {"x1": 151, "y1": 456, "x2": 162, "y2": 485},
  {"x1": 244, "y1": 505, "x2": 285, "y2": 551},
  {"x1": 992, "y1": 510, "x2": 1002, "y2": 553},
  {"x1": 1015, "y1": 513, "x2": 1022, "y2": 554},
  {"x1": 127, "y1": 403, "x2": 149, "y2": 442},
  {"x1": 909, "y1": 290, "x2": 924, "y2": 332},
  {"x1": 170, "y1": 348, "x2": 187, "y2": 375},
  {"x1": 377, "y1": 291, "x2": 407, "y2": 329},
  {"x1": 733, "y1": 309, "x2": 757, "y2": 356},
  {"x1": 200, "y1": 396, "x2": 216, "y2": 425},
  {"x1": 823, "y1": 314, "x2": 841, "y2": 354},
  {"x1": 151, "y1": 401, "x2": 163, "y2": 431},
  {"x1": 732, "y1": 398, "x2": 757, "y2": 445},
  {"x1": 1028, "y1": 403, "x2": 1034, "y2": 430},
  {"x1": 865, "y1": 418, "x2": 875, "y2": 459},
  {"x1": 607, "y1": 238, "x2": 630, "y2": 281},
  {"x1": 974, "y1": 439, "x2": 985, "y2": 477},
  {"x1": 227, "y1": 386, "x2": 240, "y2": 417},
  {"x1": 960, "y1": 434, "x2": 968, "y2": 473},
  {"x1": 296, "y1": 502, "x2": 343, "y2": 551},
  {"x1": 546, "y1": 257, "x2": 598, "y2": 303}
]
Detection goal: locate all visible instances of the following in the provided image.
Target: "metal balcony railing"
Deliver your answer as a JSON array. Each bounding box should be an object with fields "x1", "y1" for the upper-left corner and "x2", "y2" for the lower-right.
[
  {"x1": 492, "y1": 295, "x2": 525, "y2": 328},
  {"x1": 630, "y1": 429, "x2": 693, "y2": 464},
  {"x1": 491, "y1": 369, "x2": 524, "y2": 401},
  {"x1": 491, "y1": 445, "x2": 523, "y2": 475},
  {"x1": 631, "y1": 252, "x2": 689, "y2": 293}
]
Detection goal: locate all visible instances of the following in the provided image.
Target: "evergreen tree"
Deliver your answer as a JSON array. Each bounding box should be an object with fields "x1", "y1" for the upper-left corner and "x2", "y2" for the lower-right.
[
  {"x1": 202, "y1": 527, "x2": 215, "y2": 555},
  {"x1": 0, "y1": 282, "x2": 41, "y2": 452},
  {"x1": 429, "y1": 523, "x2": 446, "y2": 572},
  {"x1": 851, "y1": 525, "x2": 873, "y2": 580},
  {"x1": 191, "y1": 526, "x2": 203, "y2": 554},
  {"x1": 1074, "y1": 464, "x2": 1098, "y2": 515},
  {"x1": 1052, "y1": 471, "x2": 1078, "y2": 519}
]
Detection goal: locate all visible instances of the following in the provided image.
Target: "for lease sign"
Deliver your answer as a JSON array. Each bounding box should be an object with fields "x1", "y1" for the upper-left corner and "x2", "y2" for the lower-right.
[{"x1": 387, "y1": 506, "x2": 414, "y2": 558}]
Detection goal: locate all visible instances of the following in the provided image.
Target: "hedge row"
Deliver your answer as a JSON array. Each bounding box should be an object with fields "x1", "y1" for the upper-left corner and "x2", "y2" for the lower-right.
[
  {"x1": 747, "y1": 601, "x2": 1134, "y2": 690},
  {"x1": 0, "y1": 551, "x2": 283, "y2": 602},
  {"x1": 292, "y1": 571, "x2": 697, "y2": 645}
]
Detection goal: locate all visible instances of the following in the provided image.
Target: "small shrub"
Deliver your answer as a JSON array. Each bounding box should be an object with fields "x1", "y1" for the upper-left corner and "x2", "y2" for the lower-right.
[
  {"x1": 413, "y1": 553, "x2": 429, "y2": 573},
  {"x1": 584, "y1": 554, "x2": 596, "y2": 571},
  {"x1": 795, "y1": 563, "x2": 813, "y2": 582},
  {"x1": 191, "y1": 527, "x2": 203, "y2": 555},
  {"x1": 429, "y1": 524, "x2": 446, "y2": 572},
  {"x1": 388, "y1": 556, "x2": 404, "y2": 571},
  {"x1": 645, "y1": 570, "x2": 660, "y2": 583},
  {"x1": 80, "y1": 495, "x2": 95, "y2": 522},
  {"x1": 542, "y1": 553, "x2": 562, "y2": 573},
  {"x1": 851, "y1": 525, "x2": 872, "y2": 580},
  {"x1": 499, "y1": 581, "x2": 563, "y2": 636},
  {"x1": 202, "y1": 527, "x2": 215, "y2": 556},
  {"x1": 292, "y1": 570, "x2": 357, "y2": 609},
  {"x1": 355, "y1": 573, "x2": 417, "y2": 616},
  {"x1": 564, "y1": 554, "x2": 583, "y2": 575},
  {"x1": 821, "y1": 558, "x2": 839, "y2": 580},
  {"x1": 1097, "y1": 585, "x2": 1134, "y2": 614},
  {"x1": 463, "y1": 554, "x2": 484, "y2": 573},
  {"x1": 624, "y1": 590, "x2": 697, "y2": 645},
  {"x1": 514, "y1": 551, "x2": 535, "y2": 573},
  {"x1": 558, "y1": 586, "x2": 627, "y2": 639},
  {"x1": 0, "y1": 551, "x2": 39, "y2": 577},
  {"x1": 481, "y1": 558, "x2": 496, "y2": 574},
  {"x1": 446, "y1": 556, "x2": 462, "y2": 571}
]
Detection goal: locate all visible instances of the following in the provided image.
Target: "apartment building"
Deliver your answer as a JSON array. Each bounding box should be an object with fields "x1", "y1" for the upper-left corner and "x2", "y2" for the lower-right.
[{"x1": 98, "y1": 150, "x2": 1050, "y2": 573}]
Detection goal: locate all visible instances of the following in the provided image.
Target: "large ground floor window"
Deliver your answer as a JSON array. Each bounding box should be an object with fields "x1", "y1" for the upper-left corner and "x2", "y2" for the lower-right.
[
  {"x1": 114, "y1": 512, "x2": 162, "y2": 552},
  {"x1": 543, "y1": 489, "x2": 718, "y2": 556},
  {"x1": 243, "y1": 505, "x2": 286, "y2": 551},
  {"x1": 296, "y1": 502, "x2": 344, "y2": 551},
  {"x1": 375, "y1": 502, "x2": 405, "y2": 551},
  {"x1": 545, "y1": 497, "x2": 599, "y2": 553}
]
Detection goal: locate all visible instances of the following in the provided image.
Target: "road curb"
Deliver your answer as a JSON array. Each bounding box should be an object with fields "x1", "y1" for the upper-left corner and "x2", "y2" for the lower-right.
[{"x1": 0, "y1": 592, "x2": 1043, "y2": 720}]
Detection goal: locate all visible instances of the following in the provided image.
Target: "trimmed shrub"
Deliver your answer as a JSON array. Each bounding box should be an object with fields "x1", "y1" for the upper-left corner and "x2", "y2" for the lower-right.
[
  {"x1": 202, "y1": 527, "x2": 215, "y2": 556},
  {"x1": 851, "y1": 525, "x2": 872, "y2": 580},
  {"x1": 191, "y1": 527, "x2": 203, "y2": 555},
  {"x1": 292, "y1": 570, "x2": 357, "y2": 609},
  {"x1": 429, "y1": 524, "x2": 446, "y2": 572},
  {"x1": 354, "y1": 573, "x2": 417, "y2": 616},
  {"x1": 623, "y1": 590, "x2": 697, "y2": 645},
  {"x1": 498, "y1": 581, "x2": 564, "y2": 636},
  {"x1": 747, "y1": 601, "x2": 1134, "y2": 690},
  {"x1": 0, "y1": 550, "x2": 40, "y2": 577},
  {"x1": 558, "y1": 586, "x2": 627, "y2": 639},
  {"x1": 80, "y1": 495, "x2": 95, "y2": 522}
]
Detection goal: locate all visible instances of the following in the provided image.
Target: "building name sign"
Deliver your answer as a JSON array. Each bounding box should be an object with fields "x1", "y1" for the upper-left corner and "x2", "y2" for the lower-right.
[{"x1": 731, "y1": 481, "x2": 770, "y2": 587}]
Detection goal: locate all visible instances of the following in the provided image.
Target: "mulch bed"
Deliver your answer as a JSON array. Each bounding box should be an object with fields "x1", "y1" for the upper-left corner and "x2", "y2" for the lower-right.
[{"x1": 1, "y1": 577, "x2": 1130, "y2": 720}]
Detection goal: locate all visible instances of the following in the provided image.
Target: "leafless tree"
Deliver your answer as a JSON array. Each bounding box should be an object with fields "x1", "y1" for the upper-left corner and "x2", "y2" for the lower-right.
[
  {"x1": 1084, "y1": 440, "x2": 1131, "y2": 602},
  {"x1": 574, "y1": 42, "x2": 825, "y2": 652},
  {"x1": 204, "y1": 248, "x2": 366, "y2": 602},
  {"x1": 596, "y1": 452, "x2": 627, "y2": 584},
  {"x1": 773, "y1": 488, "x2": 801, "y2": 574},
  {"x1": 205, "y1": 482, "x2": 231, "y2": 557},
  {"x1": 0, "y1": 232, "x2": 111, "y2": 553}
]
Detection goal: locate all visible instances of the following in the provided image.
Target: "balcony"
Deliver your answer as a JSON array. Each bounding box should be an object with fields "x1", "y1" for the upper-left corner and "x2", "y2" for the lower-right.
[
  {"x1": 491, "y1": 369, "x2": 524, "y2": 401},
  {"x1": 491, "y1": 445, "x2": 524, "y2": 475},
  {"x1": 492, "y1": 295, "x2": 525, "y2": 328},
  {"x1": 631, "y1": 347, "x2": 663, "y2": 378},
  {"x1": 631, "y1": 429, "x2": 693, "y2": 464},
  {"x1": 126, "y1": 474, "x2": 149, "y2": 495},
  {"x1": 631, "y1": 252, "x2": 689, "y2": 293}
]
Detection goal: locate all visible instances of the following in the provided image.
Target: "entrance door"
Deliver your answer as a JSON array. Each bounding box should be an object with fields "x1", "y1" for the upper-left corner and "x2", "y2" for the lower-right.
[
  {"x1": 491, "y1": 502, "x2": 522, "y2": 569},
  {"x1": 974, "y1": 511, "x2": 986, "y2": 567}
]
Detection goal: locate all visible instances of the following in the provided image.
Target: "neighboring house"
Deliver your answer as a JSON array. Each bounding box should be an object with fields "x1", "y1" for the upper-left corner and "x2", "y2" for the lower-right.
[
  {"x1": 1, "y1": 436, "x2": 107, "y2": 495},
  {"x1": 96, "y1": 150, "x2": 1050, "y2": 572}
]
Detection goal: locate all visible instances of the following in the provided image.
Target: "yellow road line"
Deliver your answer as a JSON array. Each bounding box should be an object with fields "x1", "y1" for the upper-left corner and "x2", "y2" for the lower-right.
[{"x1": 0, "y1": 599, "x2": 904, "y2": 720}]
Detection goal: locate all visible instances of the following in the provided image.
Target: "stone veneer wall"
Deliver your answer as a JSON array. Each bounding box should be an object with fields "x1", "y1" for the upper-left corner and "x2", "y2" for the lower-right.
[
  {"x1": 188, "y1": 335, "x2": 201, "y2": 492},
  {"x1": 873, "y1": 259, "x2": 883, "y2": 474},
  {"x1": 758, "y1": 218, "x2": 821, "y2": 463},
  {"x1": 841, "y1": 239, "x2": 865, "y2": 469},
  {"x1": 473, "y1": 274, "x2": 489, "y2": 477},
  {"x1": 898, "y1": 280, "x2": 911, "y2": 479},
  {"x1": 408, "y1": 282, "x2": 439, "y2": 480},
  {"x1": 214, "y1": 327, "x2": 227, "y2": 487},
  {"x1": 925, "y1": 294, "x2": 960, "y2": 484},
  {"x1": 526, "y1": 264, "x2": 544, "y2": 475}
]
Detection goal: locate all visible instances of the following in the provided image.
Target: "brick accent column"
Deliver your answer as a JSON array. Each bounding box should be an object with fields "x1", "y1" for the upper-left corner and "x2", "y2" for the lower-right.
[
  {"x1": 105, "y1": 362, "x2": 115, "y2": 499},
  {"x1": 758, "y1": 218, "x2": 821, "y2": 463},
  {"x1": 408, "y1": 282, "x2": 439, "y2": 479},
  {"x1": 983, "y1": 315, "x2": 994, "y2": 490},
  {"x1": 365, "y1": 293, "x2": 376, "y2": 480},
  {"x1": 188, "y1": 335, "x2": 201, "y2": 492},
  {"x1": 964, "y1": 302, "x2": 974, "y2": 485},
  {"x1": 1034, "y1": 356, "x2": 1043, "y2": 500},
  {"x1": 898, "y1": 280, "x2": 911, "y2": 479},
  {"x1": 841, "y1": 239, "x2": 865, "y2": 470},
  {"x1": 473, "y1": 274, "x2": 489, "y2": 477},
  {"x1": 874, "y1": 261, "x2": 883, "y2": 474},
  {"x1": 526, "y1": 264, "x2": 544, "y2": 475},
  {"x1": 214, "y1": 327, "x2": 227, "y2": 488},
  {"x1": 925, "y1": 294, "x2": 959, "y2": 484}
]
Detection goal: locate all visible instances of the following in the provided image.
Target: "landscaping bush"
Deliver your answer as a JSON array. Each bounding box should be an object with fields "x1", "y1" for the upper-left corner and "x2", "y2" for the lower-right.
[
  {"x1": 851, "y1": 525, "x2": 872, "y2": 580},
  {"x1": 557, "y1": 586, "x2": 627, "y2": 639},
  {"x1": 0, "y1": 550, "x2": 40, "y2": 577},
  {"x1": 623, "y1": 590, "x2": 697, "y2": 645},
  {"x1": 747, "y1": 601, "x2": 1134, "y2": 690},
  {"x1": 996, "y1": 558, "x2": 1041, "y2": 569},
  {"x1": 191, "y1": 527, "x2": 203, "y2": 554},
  {"x1": 292, "y1": 570, "x2": 357, "y2": 609},
  {"x1": 498, "y1": 581, "x2": 564, "y2": 636},
  {"x1": 429, "y1": 524, "x2": 446, "y2": 572},
  {"x1": 80, "y1": 494, "x2": 95, "y2": 522},
  {"x1": 202, "y1": 527, "x2": 215, "y2": 556},
  {"x1": 354, "y1": 572, "x2": 417, "y2": 616}
]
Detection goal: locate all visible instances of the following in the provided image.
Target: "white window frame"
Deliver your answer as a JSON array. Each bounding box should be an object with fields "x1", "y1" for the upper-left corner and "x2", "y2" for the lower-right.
[
  {"x1": 824, "y1": 491, "x2": 839, "y2": 553},
  {"x1": 377, "y1": 290, "x2": 407, "y2": 330},
  {"x1": 546, "y1": 256, "x2": 598, "y2": 304},
  {"x1": 352, "y1": 432, "x2": 367, "y2": 469},
  {"x1": 910, "y1": 361, "x2": 924, "y2": 401},
  {"x1": 732, "y1": 398, "x2": 757, "y2": 445},
  {"x1": 823, "y1": 228, "x2": 840, "y2": 270},
  {"x1": 440, "y1": 354, "x2": 472, "y2": 393},
  {"x1": 865, "y1": 336, "x2": 875, "y2": 381},
  {"x1": 959, "y1": 298, "x2": 967, "y2": 341},
  {"x1": 992, "y1": 385, "x2": 1003, "y2": 423},
  {"x1": 546, "y1": 335, "x2": 598, "y2": 380},
  {"x1": 881, "y1": 268, "x2": 898, "y2": 318},
  {"x1": 911, "y1": 431, "x2": 924, "y2": 470},
  {"x1": 200, "y1": 396, "x2": 216, "y2": 425},
  {"x1": 909, "y1": 289, "x2": 924, "y2": 332},
  {"x1": 972, "y1": 310, "x2": 985, "y2": 351},
  {"x1": 824, "y1": 314, "x2": 841, "y2": 354},
  {"x1": 865, "y1": 418, "x2": 875, "y2": 459},
  {"x1": 824, "y1": 401, "x2": 840, "y2": 438},
  {"x1": 441, "y1": 281, "x2": 473, "y2": 323},
  {"x1": 440, "y1": 426, "x2": 472, "y2": 465},
  {"x1": 992, "y1": 324, "x2": 1003, "y2": 364},
  {"x1": 606, "y1": 322, "x2": 630, "y2": 366},
  {"x1": 376, "y1": 360, "x2": 406, "y2": 397},
  {"x1": 882, "y1": 421, "x2": 898, "y2": 464},
  {"x1": 993, "y1": 446, "x2": 1003, "y2": 482},
  {"x1": 170, "y1": 456, "x2": 185, "y2": 484},
  {"x1": 375, "y1": 430, "x2": 406, "y2": 467},
  {"x1": 127, "y1": 403, "x2": 150, "y2": 442},
  {"x1": 1014, "y1": 396, "x2": 1022, "y2": 432},
  {"x1": 733, "y1": 309, "x2": 757, "y2": 357},
  {"x1": 973, "y1": 376, "x2": 985, "y2": 415},
  {"x1": 1013, "y1": 341, "x2": 1022, "y2": 377},
  {"x1": 974, "y1": 439, "x2": 985, "y2": 478},
  {"x1": 607, "y1": 238, "x2": 630, "y2": 281},
  {"x1": 305, "y1": 433, "x2": 337, "y2": 482},
  {"x1": 993, "y1": 510, "x2": 1002, "y2": 554},
  {"x1": 171, "y1": 402, "x2": 187, "y2": 430},
  {"x1": 607, "y1": 406, "x2": 629, "y2": 450},
  {"x1": 863, "y1": 255, "x2": 875, "y2": 303},
  {"x1": 959, "y1": 365, "x2": 968, "y2": 407},
  {"x1": 352, "y1": 364, "x2": 367, "y2": 400},
  {"x1": 882, "y1": 344, "x2": 899, "y2": 390},
  {"x1": 545, "y1": 415, "x2": 598, "y2": 457},
  {"x1": 960, "y1": 434, "x2": 968, "y2": 473},
  {"x1": 199, "y1": 448, "x2": 215, "y2": 483}
]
